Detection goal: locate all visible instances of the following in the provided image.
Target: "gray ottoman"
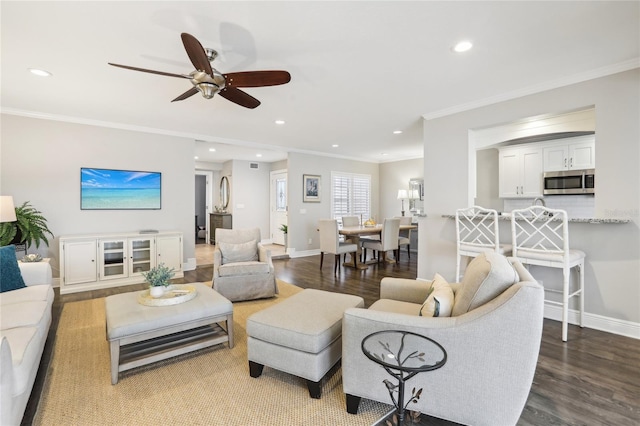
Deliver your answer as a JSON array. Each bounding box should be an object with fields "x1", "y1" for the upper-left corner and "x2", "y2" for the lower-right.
[
  {"x1": 246, "y1": 289, "x2": 364, "y2": 398},
  {"x1": 105, "y1": 282, "x2": 233, "y2": 384}
]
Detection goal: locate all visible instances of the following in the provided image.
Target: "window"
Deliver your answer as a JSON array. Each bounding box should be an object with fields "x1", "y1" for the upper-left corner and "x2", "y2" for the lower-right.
[{"x1": 331, "y1": 172, "x2": 371, "y2": 224}]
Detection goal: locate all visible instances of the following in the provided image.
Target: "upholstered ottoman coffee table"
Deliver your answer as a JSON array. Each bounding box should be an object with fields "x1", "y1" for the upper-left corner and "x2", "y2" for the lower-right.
[
  {"x1": 105, "y1": 282, "x2": 233, "y2": 384},
  {"x1": 246, "y1": 288, "x2": 364, "y2": 398}
]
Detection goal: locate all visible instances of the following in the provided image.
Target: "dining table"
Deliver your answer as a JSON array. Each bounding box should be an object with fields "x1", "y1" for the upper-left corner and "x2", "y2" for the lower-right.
[{"x1": 339, "y1": 223, "x2": 417, "y2": 269}]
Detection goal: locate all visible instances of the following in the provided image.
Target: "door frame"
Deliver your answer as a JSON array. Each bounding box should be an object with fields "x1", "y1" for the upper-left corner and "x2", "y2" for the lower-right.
[
  {"x1": 195, "y1": 170, "x2": 213, "y2": 245},
  {"x1": 270, "y1": 169, "x2": 288, "y2": 247}
]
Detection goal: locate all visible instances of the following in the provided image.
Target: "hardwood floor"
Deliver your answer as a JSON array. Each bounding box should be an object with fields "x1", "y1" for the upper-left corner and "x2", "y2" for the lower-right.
[{"x1": 23, "y1": 251, "x2": 640, "y2": 426}]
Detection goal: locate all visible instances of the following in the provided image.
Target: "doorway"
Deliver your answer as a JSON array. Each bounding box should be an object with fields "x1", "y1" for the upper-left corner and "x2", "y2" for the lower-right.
[
  {"x1": 194, "y1": 171, "x2": 213, "y2": 245},
  {"x1": 270, "y1": 170, "x2": 287, "y2": 246}
]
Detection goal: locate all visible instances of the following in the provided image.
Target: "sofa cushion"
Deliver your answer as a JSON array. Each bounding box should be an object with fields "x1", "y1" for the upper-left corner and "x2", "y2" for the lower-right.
[
  {"x1": 218, "y1": 261, "x2": 269, "y2": 277},
  {"x1": 419, "y1": 273, "x2": 454, "y2": 317},
  {"x1": 0, "y1": 284, "x2": 51, "y2": 305},
  {"x1": 451, "y1": 252, "x2": 519, "y2": 317},
  {"x1": 0, "y1": 246, "x2": 26, "y2": 293},
  {"x1": 0, "y1": 301, "x2": 48, "y2": 329},
  {"x1": 1, "y1": 327, "x2": 40, "y2": 395},
  {"x1": 218, "y1": 240, "x2": 258, "y2": 264},
  {"x1": 369, "y1": 299, "x2": 422, "y2": 316}
]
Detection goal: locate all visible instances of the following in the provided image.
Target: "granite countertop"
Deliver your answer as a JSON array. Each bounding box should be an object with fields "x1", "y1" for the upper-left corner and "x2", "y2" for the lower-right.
[{"x1": 441, "y1": 214, "x2": 630, "y2": 224}]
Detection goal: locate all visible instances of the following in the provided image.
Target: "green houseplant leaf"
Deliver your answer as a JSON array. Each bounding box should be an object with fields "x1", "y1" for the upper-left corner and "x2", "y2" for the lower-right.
[{"x1": 0, "y1": 201, "x2": 53, "y2": 249}]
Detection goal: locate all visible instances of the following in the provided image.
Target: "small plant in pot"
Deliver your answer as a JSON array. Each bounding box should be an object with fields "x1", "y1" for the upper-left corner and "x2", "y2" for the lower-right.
[
  {"x1": 279, "y1": 224, "x2": 288, "y2": 248},
  {"x1": 142, "y1": 263, "x2": 175, "y2": 298}
]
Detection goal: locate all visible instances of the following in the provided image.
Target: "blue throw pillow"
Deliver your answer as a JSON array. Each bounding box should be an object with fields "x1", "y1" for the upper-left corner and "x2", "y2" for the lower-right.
[{"x1": 0, "y1": 245, "x2": 26, "y2": 293}]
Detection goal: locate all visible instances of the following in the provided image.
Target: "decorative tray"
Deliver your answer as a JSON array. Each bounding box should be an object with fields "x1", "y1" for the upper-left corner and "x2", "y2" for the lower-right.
[{"x1": 138, "y1": 284, "x2": 197, "y2": 307}]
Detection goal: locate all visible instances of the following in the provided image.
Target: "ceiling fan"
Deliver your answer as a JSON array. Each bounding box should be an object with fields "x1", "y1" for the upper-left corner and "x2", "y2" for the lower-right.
[{"x1": 108, "y1": 33, "x2": 291, "y2": 109}]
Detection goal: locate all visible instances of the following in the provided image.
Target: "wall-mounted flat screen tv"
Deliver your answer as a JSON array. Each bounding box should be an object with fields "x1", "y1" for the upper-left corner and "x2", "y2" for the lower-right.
[{"x1": 81, "y1": 168, "x2": 161, "y2": 210}]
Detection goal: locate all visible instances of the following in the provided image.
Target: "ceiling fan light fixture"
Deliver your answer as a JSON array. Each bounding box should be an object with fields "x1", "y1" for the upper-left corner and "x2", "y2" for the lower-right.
[{"x1": 196, "y1": 82, "x2": 219, "y2": 99}]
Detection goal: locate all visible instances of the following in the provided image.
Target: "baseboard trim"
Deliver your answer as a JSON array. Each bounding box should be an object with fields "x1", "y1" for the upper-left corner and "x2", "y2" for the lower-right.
[{"x1": 544, "y1": 303, "x2": 640, "y2": 340}]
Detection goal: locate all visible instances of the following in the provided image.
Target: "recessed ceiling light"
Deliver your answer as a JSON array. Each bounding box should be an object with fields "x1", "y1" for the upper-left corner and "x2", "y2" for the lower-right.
[
  {"x1": 453, "y1": 40, "x2": 473, "y2": 53},
  {"x1": 393, "y1": 130, "x2": 402, "y2": 134},
  {"x1": 209, "y1": 148, "x2": 216, "y2": 152},
  {"x1": 381, "y1": 153, "x2": 388, "y2": 156},
  {"x1": 332, "y1": 144, "x2": 339, "y2": 148},
  {"x1": 194, "y1": 156, "x2": 199, "y2": 160},
  {"x1": 256, "y1": 153, "x2": 263, "y2": 158},
  {"x1": 28, "y1": 68, "x2": 52, "y2": 77},
  {"x1": 275, "y1": 120, "x2": 285, "y2": 125}
]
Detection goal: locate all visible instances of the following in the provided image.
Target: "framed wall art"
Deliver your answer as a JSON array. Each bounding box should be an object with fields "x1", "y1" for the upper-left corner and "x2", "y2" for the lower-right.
[{"x1": 303, "y1": 174, "x2": 321, "y2": 202}]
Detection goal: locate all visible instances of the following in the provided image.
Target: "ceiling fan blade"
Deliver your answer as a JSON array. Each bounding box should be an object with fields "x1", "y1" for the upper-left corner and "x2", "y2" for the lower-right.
[
  {"x1": 171, "y1": 87, "x2": 199, "y2": 102},
  {"x1": 108, "y1": 63, "x2": 190, "y2": 79},
  {"x1": 181, "y1": 33, "x2": 213, "y2": 75},
  {"x1": 219, "y1": 86, "x2": 261, "y2": 109},
  {"x1": 224, "y1": 71, "x2": 291, "y2": 87}
]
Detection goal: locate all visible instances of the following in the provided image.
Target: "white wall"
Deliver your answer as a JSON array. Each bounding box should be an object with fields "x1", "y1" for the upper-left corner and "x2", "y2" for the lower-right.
[
  {"x1": 0, "y1": 114, "x2": 196, "y2": 276},
  {"x1": 230, "y1": 159, "x2": 271, "y2": 239},
  {"x1": 286, "y1": 152, "x2": 379, "y2": 255},
  {"x1": 379, "y1": 158, "x2": 423, "y2": 220},
  {"x1": 421, "y1": 69, "x2": 640, "y2": 333}
]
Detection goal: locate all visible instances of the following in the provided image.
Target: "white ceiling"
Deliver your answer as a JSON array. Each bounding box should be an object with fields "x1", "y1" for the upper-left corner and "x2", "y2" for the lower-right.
[{"x1": 2, "y1": 1, "x2": 639, "y2": 164}]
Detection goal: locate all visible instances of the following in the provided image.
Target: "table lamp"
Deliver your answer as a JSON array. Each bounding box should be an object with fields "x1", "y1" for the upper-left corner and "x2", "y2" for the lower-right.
[
  {"x1": 0, "y1": 196, "x2": 17, "y2": 222},
  {"x1": 397, "y1": 190, "x2": 408, "y2": 216}
]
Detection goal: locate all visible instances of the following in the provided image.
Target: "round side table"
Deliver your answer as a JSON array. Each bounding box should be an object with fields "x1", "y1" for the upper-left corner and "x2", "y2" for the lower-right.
[{"x1": 361, "y1": 330, "x2": 447, "y2": 424}]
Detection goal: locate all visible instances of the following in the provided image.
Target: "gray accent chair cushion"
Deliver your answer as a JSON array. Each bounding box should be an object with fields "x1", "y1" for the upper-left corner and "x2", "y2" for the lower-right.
[
  {"x1": 213, "y1": 228, "x2": 277, "y2": 302},
  {"x1": 342, "y1": 254, "x2": 544, "y2": 426}
]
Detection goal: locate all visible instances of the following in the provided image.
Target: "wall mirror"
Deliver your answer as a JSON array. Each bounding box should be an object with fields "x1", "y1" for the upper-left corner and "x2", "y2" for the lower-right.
[
  {"x1": 409, "y1": 178, "x2": 424, "y2": 213},
  {"x1": 220, "y1": 176, "x2": 230, "y2": 210}
]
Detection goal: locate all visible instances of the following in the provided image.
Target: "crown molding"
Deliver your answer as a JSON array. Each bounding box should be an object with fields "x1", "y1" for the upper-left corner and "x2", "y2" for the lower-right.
[{"x1": 422, "y1": 58, "x2": 640, "y2": 121}]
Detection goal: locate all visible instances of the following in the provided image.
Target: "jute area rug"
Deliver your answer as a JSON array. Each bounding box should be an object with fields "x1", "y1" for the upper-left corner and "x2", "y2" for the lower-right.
[{"x1": 34, "y1": 280, "x2": 391, "y2": 425}]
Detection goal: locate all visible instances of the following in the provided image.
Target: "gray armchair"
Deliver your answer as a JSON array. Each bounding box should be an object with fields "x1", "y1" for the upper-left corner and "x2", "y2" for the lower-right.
[
  {"x1": 212, "y1": 228, "x2": 277, "y2": 302},
  {"x1": 342, "y1": 252, "x2": 544, "y2": 426}
]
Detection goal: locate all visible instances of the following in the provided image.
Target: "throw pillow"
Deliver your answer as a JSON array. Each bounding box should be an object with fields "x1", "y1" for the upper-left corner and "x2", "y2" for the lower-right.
[
  {"x1": 419, "y1": 273, "x2": 454, "y2": 317},
  {"x1": 451, "y1": 251, "x2": 519, "y2": 317},
  {"x1": 218, "y1": 240, "x2": 259, "y2": 264},
  {"x1": 0, "y1": 245, "x2": 26, "y2": 293}
]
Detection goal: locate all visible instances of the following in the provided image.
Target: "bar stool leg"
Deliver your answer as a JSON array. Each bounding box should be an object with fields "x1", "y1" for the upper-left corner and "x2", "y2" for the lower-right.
[
  {"x1": 579, "y1": 262, "x2": 585, "y2": 328},
  {"x1": 562, "y1": 266, "x2": 570, "y2": 342}
]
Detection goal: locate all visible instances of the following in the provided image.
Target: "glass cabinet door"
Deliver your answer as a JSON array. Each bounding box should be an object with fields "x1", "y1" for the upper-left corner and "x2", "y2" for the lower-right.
[
  {"x1": 100, "y1": 239, "x2": 127, "y2": 280},
  {"x1": 128, "y1": 237, "x2": 155, "y2": 276}
]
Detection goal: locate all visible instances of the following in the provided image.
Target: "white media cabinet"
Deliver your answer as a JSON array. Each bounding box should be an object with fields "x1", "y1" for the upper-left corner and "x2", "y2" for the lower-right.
[{"x1": 59, "y1": 231, "x2": 183, "y2": 294}]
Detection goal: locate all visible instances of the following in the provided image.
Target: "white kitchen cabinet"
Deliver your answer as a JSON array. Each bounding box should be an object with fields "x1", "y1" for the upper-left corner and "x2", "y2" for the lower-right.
[
  {"x1": 543, "y1": 136, "x2": 595, "y2": 171},
  {"x1": 59, "y1": 231, "x2": 183, "y2": 294},
  {"x1": 499, "y1": 145, "x2": 543, "y2": 198}
]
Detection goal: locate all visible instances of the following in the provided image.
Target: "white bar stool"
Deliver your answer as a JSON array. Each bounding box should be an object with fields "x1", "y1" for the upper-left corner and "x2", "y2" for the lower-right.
[
  {"x1": 511, "y1": 206, "x2": 585, "y2": 342},
  {"x1": 455, "y1": 206, "x2": 512, "y2": 281}
]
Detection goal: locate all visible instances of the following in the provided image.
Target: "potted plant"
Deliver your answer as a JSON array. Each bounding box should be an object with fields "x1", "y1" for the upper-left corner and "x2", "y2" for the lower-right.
[
  {"x1": 142, "y1": 263, "x2": 175, "y2": 298},
  {"x1": 279, "y1": 224, "x2": 288, "y2": 249},
  {"x1": 0, "y1": 201, "x2": 53, "y2": 252}
]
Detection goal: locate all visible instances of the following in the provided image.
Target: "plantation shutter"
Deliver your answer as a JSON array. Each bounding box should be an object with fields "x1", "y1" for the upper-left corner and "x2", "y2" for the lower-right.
[{"x1": 331, "y1": 172, "x2": 371, "y2": 224}]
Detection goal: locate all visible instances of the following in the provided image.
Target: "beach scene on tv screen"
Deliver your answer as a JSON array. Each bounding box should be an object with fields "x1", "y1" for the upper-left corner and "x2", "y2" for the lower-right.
[{"x1": 81, "y1": 168, "x2": 161, "y2": 209}]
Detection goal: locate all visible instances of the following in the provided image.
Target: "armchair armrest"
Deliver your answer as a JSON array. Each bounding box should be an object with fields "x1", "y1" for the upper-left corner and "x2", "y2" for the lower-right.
[
  {"x1": 18, "y1": 261, "x2": 52, "y2": 287},
  {"x1": 257, "y1": 243, "x2": 274, "y2": 269},
  {"x1": 379, "y1": 277, "x2": 432, "y2": 304},
  {"x1": 212, "y1": 248, "x2": 222, "y2": 279}
]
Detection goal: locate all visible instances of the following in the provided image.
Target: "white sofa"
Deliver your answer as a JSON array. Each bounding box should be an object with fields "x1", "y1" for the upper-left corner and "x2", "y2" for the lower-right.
[{"x1": 0, "y1": 261, "x2": 54, "y2": 426}]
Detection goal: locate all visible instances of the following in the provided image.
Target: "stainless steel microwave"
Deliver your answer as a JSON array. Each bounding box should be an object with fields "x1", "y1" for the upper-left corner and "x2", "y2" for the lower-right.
[{"x1": 543, "y1": 169, "x2": 595, "y2": 195}]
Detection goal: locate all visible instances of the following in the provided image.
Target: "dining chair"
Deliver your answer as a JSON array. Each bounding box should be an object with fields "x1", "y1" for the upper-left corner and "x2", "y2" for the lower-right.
[
  {"x1": 455, "y1": 206, "x2": 511, "y2": 281},
  {"x1": 341, "y1": 216, "x2": 360, "y2": 244},
  {"x1": 341, "y1": 216, "x2": 360, "y2": 227},
  {"x1": 318, "y1": 219, "x2": 358, "y2": 273},
  {"x1": 511, "y1": 206, "x2": 584, "y2": 342},
  {"x1": 361, "y1": 218, "x2": 400, "y2": 264},
  {"x1": 395, "y1": 216, "x2": 413, "y2": 261}
]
